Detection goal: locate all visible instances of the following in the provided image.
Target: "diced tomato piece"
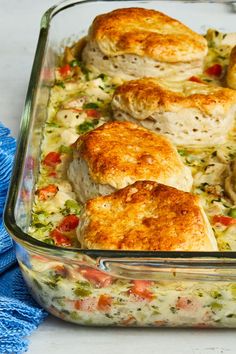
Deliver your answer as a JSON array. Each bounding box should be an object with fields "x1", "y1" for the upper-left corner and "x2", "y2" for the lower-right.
[
  {"x1": 43, "y1": 152, "x2": 61, "y2": 167},
  {"x1": 48, "y1": 171, "x2": 57, "y2": 178},
  {"x1": 212, "y1": 215, "x2": 236, "y2": 226},
  {"x1": 188, "y1": 76, "x2": 203, "y2": 83},
  {"x1": 79, "y1": 268, "x2": 112, "y2": 288},
  {"x1": 37, "y1": 184, "x2": 58, "y2": 200},
  {"x1": 97, "y1": 294, "x2": 113, "y2": 311},
  {"x1": 51, "y1": 229, "x2": 72, "y2": 247},
  {"x1": 205, "y1": 64, "x2": 222, "y2": 77},
  {"x1": 74, "y1": 300, "x2": 82, "y2": 310},
  {"x1": 74, "y1": 297, "x2": 97, "y2": 312},
  {"x1": 59, "y1": 64, "x2": 71, "y2": 77},
  {"x1": 176, "y1": 297, "x2": 199, "y2": 311},
  {"x1": 85, "y1": 109, "x2": 101, "y2": 118},
  {"x1": 129, "y1": 280, "x2": 154, "y2": 301},
  {"x1": 58, "y1": 215, "x2": 79, "y2": 232}
]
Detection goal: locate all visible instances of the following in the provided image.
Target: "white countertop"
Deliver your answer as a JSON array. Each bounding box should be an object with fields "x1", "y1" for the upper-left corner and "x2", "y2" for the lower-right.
[{"x1": 1, "y1": 0, "x2": 236, "y2": 353}]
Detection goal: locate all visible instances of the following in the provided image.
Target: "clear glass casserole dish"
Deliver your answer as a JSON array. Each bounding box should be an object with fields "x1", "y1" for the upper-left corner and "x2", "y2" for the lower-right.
[{"x1": 4, "y1": 0, "x2": 236, "y2": 327}]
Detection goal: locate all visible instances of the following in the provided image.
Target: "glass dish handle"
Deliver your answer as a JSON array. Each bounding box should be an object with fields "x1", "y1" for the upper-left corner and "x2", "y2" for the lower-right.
[{"x1": 97, "y1": 257, "x2": 236, "y2": 281}]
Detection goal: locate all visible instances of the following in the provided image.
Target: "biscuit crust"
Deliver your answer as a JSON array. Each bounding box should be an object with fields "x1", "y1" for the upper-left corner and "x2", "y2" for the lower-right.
[
  {"x1": 78, "y1": 181, "x2": 217, "y2": 251},
  {"x1": 74, "y1": 121, "x2": 192, "y2": 191},
  {"x1": 88, "y1": 7, "x2": 207, "y2": 63},
  {"x1": 112, "y1": 78, "x2": 236, "y2": 119}
]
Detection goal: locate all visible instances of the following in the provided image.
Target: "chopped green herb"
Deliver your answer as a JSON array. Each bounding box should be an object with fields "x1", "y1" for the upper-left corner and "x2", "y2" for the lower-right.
[
  {"x1": 74, "y1": 281, "x2": 92, "y2": 297},
  {"x1": 34, "y1": 223, "x2": 48, "y2": 228},
  {"x1": 44, "y1": 273, "x2": 63, "y2": 289},
  {"x1": 210, "y1": 302, "x2": 223, "y2": 311},
  {"x1": 150, "y1": 305, "x2": 159, "y2": 311},
  {"x1": 68, "y1": 59, "x2": 90, "y2": 80},
  {"x1": 61, "y1": 309, "x2": 70, "y2": 316},
  {"x1": 70, "y1": 311, "x2": 81, "y2": 321},
  {"x1": 195, "y1": 291, "x2": 203, "y2": 297},
  {"x1": 170, "y1": 306, "x2": 177, "y2": 314},
  {"x1": 70, "y1": 59, "x2": 80, "y2": 67},
  {"x1": 62, "y1": 199, "x2": 81, "y2": 215},
  {"x1": 32, "y1": 211, "x2": 51, "y2": 226},
  {"x1": 217, "y1": 55, "x2": 226, "y2": 60},
  {"x1": 178, "y1": 149, "x2": 187, "y2": 157},
  {"x1": 97, "y1": 73, "x2": 107, "y2": 80},
  {"x1": 210, "y1": 290, "x2": 222, "y2": 299},
  {"x1": 43, "y1": 238, "x2": 55, "y2": 245},
  {"x1": 55, "y1": 80, "x2": 65, "y2": 89},
  {"x1": 211, "y1": 198, "x2": 222, "y2": 203},
  {"x1": 211, "y1": 151, "x2": 217, "y2": 157},
  {"x1": 46, "y1": 121, "x2": 60, "y2": 128},
  {"x1": 105, "y1": 314, "x2": 113, "y2": 319},
  {"x1": 76, "y1": 120, "x2": 99, "y2": 134},
  {"x1": 227, "y1": 314, "x2": 236, "y2": 318},
  {"x1": 207, "y1": 40, "x2": 214, "y2": 48},
  {"x1": 53, "y1": 297, "x2": 65, "y2": 307},
  {"x1": 79, "y1": 63, "x2": 90, "y2": 81},
  {"x1": 83, "y1": 102, "x2": 99, "y2": 109},
  {"x1": 219, "y1": 241, "x2": 231, "y2": 251},
  {"x1": 198, "y1": 182, "x2": 209, "y2": 191},
  {"x1": 229, "y1": 209, "x2": 236, "y2": 219},
  {"x1": 59, "y1": 145, "x2": 73, "y2": 154}
]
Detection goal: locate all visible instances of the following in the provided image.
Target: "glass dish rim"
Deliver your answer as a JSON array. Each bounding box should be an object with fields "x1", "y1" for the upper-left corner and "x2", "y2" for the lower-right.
[{"x1": 4, "y1": 0, "x2": 236, "y2": 262}]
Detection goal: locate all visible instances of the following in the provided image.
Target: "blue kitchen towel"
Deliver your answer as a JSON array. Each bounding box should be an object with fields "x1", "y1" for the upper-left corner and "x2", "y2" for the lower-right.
[{"x1": 0, "y1": 123, "x2": 47, "y2": 353}]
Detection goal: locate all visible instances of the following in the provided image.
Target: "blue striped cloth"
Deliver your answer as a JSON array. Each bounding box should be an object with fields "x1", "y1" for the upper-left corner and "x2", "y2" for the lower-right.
[{"x1": 0, "y1": 123, "x2": 47, "y2": 353}]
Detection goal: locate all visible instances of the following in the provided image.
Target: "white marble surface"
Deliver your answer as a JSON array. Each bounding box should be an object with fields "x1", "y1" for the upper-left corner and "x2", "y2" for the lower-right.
[{"x1": 1, "y1": 1, "x2": 236, "y2": 353}]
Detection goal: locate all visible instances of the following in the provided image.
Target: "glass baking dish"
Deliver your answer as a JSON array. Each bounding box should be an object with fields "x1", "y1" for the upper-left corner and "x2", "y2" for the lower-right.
[{"x1": 4, "y1": 0, "x2": 236, "y2": 327}]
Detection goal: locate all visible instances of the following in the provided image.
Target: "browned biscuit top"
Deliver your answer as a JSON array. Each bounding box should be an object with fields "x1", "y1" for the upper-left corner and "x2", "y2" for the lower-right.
[
  {"x1": 80, "y1": 181, "x2": 215, "y2": 251},
  {"x1": 112, "y1": 78, "x2": 236, "y2": 118},
  {"x1": 88, "y1": 7, "x2": 207, "y2": 62},
  {"x1": 74, "y1": 121, "x2": 186, "y2": 189}
]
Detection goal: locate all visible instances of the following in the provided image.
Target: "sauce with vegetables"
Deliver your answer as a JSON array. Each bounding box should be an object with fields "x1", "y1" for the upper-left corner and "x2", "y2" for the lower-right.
[{"x1": 22, "y1": 29, "x2": 236, "y2": 327}]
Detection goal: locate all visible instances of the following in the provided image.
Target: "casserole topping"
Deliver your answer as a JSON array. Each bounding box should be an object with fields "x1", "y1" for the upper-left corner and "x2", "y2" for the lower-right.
[{"x1": 29, "y1": 28, "x2": 236, "y2": 251}]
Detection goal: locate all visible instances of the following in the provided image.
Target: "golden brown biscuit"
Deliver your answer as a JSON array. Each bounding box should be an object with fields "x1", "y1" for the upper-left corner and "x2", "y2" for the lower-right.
[
  {"x1": 112, "y1": 78, "x2": 236, "y2": 146},
  {"x1": 227, "y1": 46, "x2": 236, "y2": 90},
  {"x1": 68, "y1": 121, "x2": 192, "y2": 202},
  {"x1": 78, "y1": 181, "x2": 217, "y2": 251},
  {"x1": 82, "y1": 7, "x2": 207, "y2": 80}
]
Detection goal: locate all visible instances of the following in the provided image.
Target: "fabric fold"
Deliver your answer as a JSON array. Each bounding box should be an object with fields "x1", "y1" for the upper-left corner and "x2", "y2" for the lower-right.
[{"x1": 0, "y1": 123, "x2": 47, "y2": 354}]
